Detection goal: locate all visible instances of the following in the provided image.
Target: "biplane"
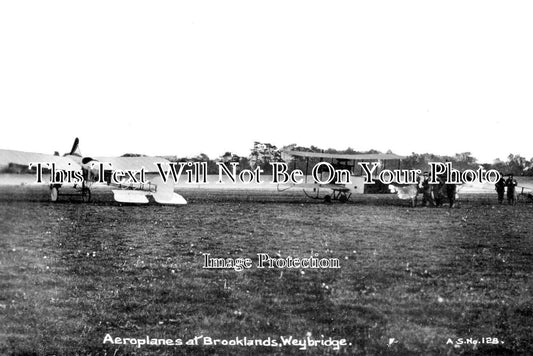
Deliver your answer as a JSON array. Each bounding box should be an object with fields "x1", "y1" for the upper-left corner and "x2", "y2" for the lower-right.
[
  {"x1": 0, "y1": 138, "x2": 187, "y2": 205},
  {"x1": 278, "y1": 150, "x2": 405, "y2": 203}
]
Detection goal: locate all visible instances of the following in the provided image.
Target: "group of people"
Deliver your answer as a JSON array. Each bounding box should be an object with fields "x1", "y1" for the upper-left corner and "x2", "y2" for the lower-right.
[
  {"x1": 417, "y1": 172, "x2": 519, "y2": 207},
  {"x1": 418, "y1": 172, "x2": 457, "y2": 208},
  {"x1": 495, "y1": 174, "x2": 518, "y2": 205}
]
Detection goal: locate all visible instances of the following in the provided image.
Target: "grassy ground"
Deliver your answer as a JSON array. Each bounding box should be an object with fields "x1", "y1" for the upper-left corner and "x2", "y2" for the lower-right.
[{"x1": 0, "y1": 186, "x2": 532, "y2": 355}]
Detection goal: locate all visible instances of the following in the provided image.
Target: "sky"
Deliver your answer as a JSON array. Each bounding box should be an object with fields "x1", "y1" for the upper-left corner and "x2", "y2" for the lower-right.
[{"x1": 1, "y1": 1, "x2": 532, "y2": 163}]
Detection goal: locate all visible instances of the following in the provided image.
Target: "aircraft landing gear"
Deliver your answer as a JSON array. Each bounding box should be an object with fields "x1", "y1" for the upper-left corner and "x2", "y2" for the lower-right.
[
  {"x1": 304, "y1": 187, "x2": 351, "y2": 204},
  {"x1": 339, "y1": 194, "x2": 348, "y2": 203},
  {"x1": 331, "y1": 189, "x2": 351, "y2": 203},
  {"x1": 49, "y1": 183, "x2": 91, "y2": 203}
]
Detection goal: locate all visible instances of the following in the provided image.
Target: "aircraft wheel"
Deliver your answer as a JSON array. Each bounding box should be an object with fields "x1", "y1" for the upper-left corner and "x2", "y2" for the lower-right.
[
  {"x1": 339, "y1": 194, "x2": 348, "y2": 203},
  {"x1": 324, "y1": 195, "x2": 332, "y2": 203},
  {"x1": 82, "y1": 188, "x2": 91, "y2": 203},
  {"x1": 50, "y1": 187, "x2": 58, "y2": 202}
]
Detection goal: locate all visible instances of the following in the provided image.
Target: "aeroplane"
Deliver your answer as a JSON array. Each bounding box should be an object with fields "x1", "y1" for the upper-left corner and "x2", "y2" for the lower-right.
[
  {"x1": 0, "y1": 138, "x2": 187, "y2": 205},
  {"x1": 278, "y1": 150, "x2": 405, "y2": 203}
]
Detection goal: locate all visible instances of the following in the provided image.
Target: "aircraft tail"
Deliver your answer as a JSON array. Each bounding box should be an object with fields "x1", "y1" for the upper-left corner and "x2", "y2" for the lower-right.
[{"x1": 69, "y1": 137, "x2": 82, "y2": 157}]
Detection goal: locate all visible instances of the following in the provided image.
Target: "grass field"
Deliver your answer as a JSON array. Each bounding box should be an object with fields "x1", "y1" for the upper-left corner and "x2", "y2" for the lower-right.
[{"x1": 0, "y1": 185, "x2": 532, "y2": 355}]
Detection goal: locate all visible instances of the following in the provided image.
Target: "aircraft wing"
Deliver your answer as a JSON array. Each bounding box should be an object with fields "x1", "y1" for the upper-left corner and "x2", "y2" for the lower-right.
[
  {"x1": 282, "y1": 150, "x2": 405, "y2": 161},
  {"x1": 99, "y1": 158, "x2": 186, "y2": 205},
  {"x1": 93, "y1": 156, "x2": 170, "y2": 173},
  {"x1": 111, "y1": 175, "x2": 187, "y2": 205},
  {"x1": 112, "y1": 190, "x2": 150, "y2": 204},
  {"x1": 0, "y1": 149, "x2": 81, "y2": 171}
]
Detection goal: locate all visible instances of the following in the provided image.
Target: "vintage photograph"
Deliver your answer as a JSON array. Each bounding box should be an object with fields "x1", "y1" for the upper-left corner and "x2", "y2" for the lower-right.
[{"x1": 1, "y1": 2, "x2": 532, "y2": 355}]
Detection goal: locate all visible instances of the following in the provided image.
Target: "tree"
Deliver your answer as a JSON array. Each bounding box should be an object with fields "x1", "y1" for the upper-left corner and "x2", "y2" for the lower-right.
[
  {"x1": 249, "y1": 142, "x2": 284, "y2": 173},
  {"x1": 219, "y1": 152, "x2": 240, "y2": 163},
  {"x1": 506, "y1": 154, "x2": 528, "y2": 175},
  {"x1": 452, "y1": 152, "x2": 478, "y2": 171}
]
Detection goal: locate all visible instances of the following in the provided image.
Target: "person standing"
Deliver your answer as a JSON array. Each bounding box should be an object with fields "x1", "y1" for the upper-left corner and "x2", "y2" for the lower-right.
[
  {"x1": 433, "y1": 174, "x2": 445, "y2": 207},
  {"x1": 495, "y1": 175, "x2": 506, "y2": 204},
  {"x1": 445, "y1": 182, "x2": 457, "y2": 208},
  {"x1": 505, "y1": 174, "x2": 518, "y2": 205},
  {"x1": 420, "y1": 172, "x2": 434, "y2": 207}
]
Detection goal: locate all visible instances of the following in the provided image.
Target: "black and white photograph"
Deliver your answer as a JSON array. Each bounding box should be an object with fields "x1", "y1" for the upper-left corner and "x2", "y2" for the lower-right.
[{"x1": 1, "y1": 1, "x2": 532, "y2": 355}]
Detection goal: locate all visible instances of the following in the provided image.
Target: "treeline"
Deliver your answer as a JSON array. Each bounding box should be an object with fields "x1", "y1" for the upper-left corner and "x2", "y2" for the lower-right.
[
  {"x1": 400, "y1": 152, "x2": 533, "y2": 176},
  {"x1": 5, "y1": 143, "x2": 530, "y2": 176},
  {"x1": 163, "y1": 143, "x2": 533, "y2": 176}
]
